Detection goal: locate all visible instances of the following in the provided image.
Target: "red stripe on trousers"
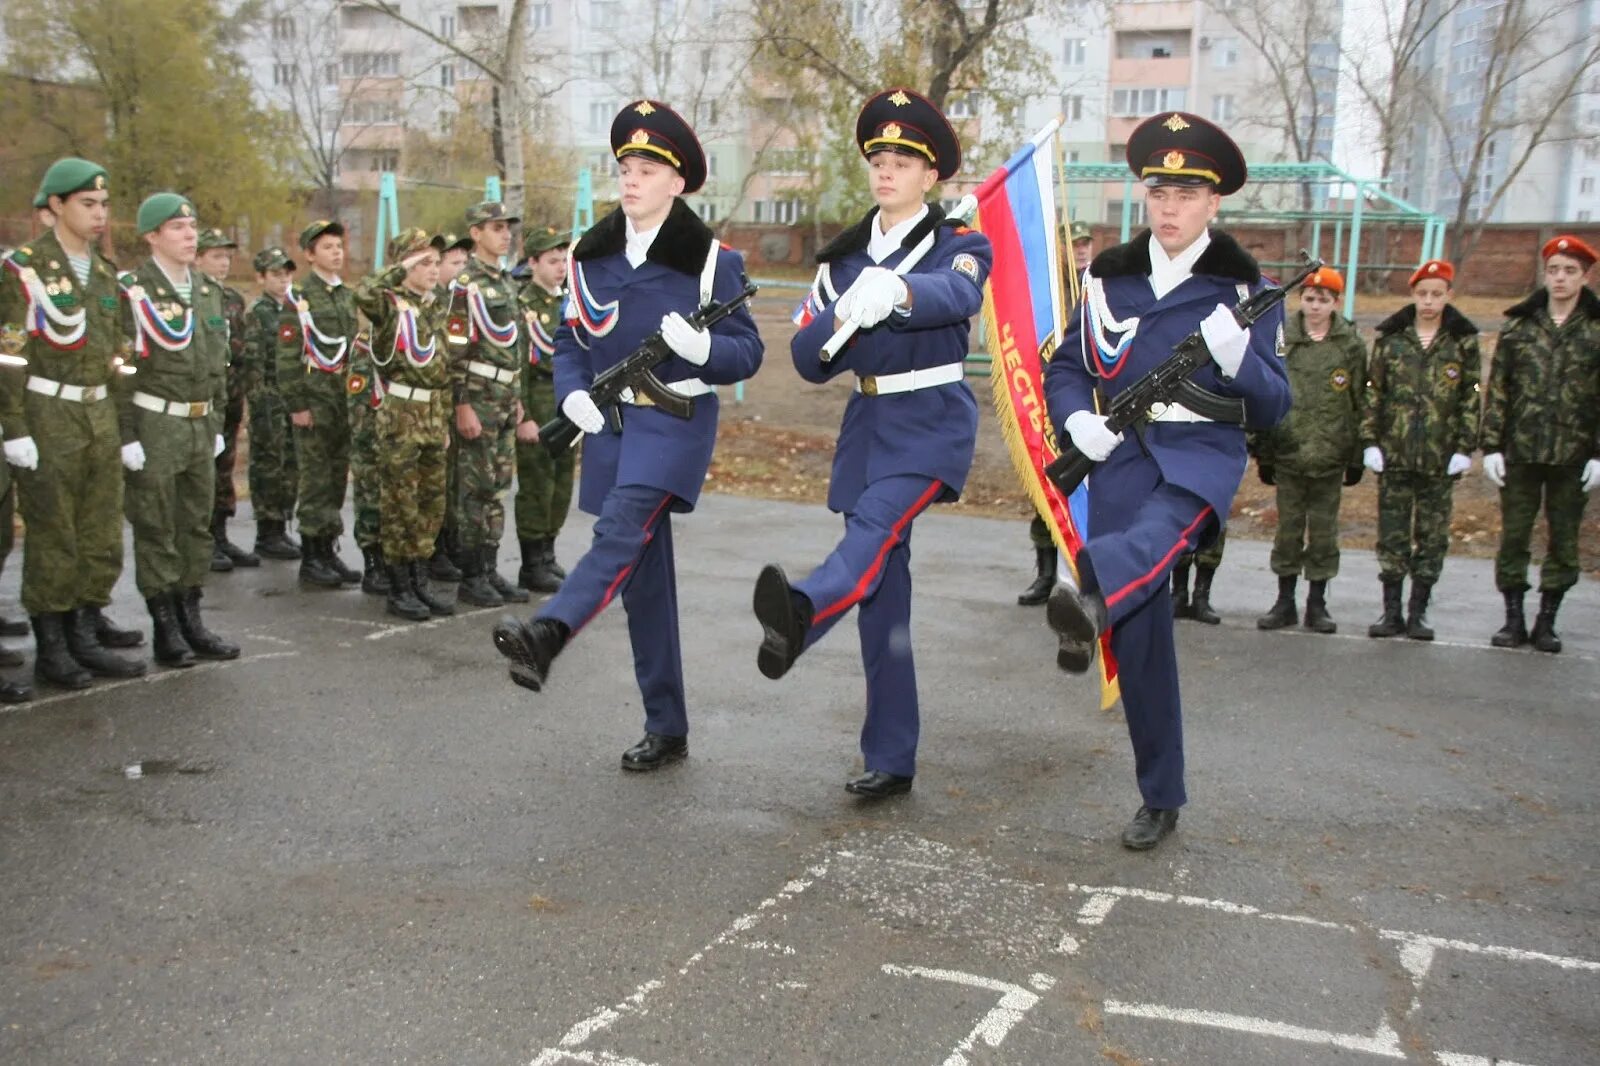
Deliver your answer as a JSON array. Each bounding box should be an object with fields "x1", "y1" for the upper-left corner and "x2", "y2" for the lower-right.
[
  {"x1": 1104, "y1": 504, "x2": 1216, "y2": 611},
  {"x1": 812, "y1": 480, "x2": 944, "y2": 624},
  {"x1": 576, "y1": 494, "x2": 675, "y2": 633}
]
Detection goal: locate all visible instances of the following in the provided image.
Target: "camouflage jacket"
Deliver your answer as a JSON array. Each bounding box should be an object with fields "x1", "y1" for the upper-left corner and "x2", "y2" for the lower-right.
[
  {"x1": 116, "y1": 258, "x2": 230, "y2": 443},
  {"x1": 220, "y1": 284, "x2": 246, "y2": 369},
  {"x1": 1479, "y1": 286, "x2": 1600, "y2": 466},
  {"x1": 275, "y1": 270, "x2": 357, "y2": 412},
  {"x1": 353, "y1": 266, "x2": 452, "y2": 394},
  {"x1": 517, "y1": 280, "x2": 561, "y2": 402},
  {"x1": 1251, "y1": 310, "x2": 1369, "y2": 478},
  {"x1": 1361, "y1": 303, "x2": 1481, "y2": 474},
  {"x1": 0, "y1": 229, "x2": 130, "y2": 440},
  {"x1": 243, "y1": 293, "x2": 289, "y2": 394},
  {"x1": 446, "y1": 255, "x2": 524, "y2": 400}
]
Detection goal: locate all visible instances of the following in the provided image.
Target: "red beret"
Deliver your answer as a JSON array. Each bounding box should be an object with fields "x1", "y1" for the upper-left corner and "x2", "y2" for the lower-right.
[
  {"x1": 1542, "y1": 235, "x2": 1597, "y2": 266},
  {"x1": 1303, "y1": 267, "x2": 1344, "y2": 295},
  {"x1": 1409, "y1": 259, "x2": 1454, "y2": 288}
]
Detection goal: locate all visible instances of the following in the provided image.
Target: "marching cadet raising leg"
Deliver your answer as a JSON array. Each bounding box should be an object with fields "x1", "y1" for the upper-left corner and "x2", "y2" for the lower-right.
[
  {"x1": 753, "y1": 89, "x2": 990, "y2": 798},
  {"x1": 493, "y1": 100, "x2": 763, "y2": 771},
  {"x1": 243, "y1": 246, "x2": 301, "y2": 561},
  {"x1": 196, "y1": 228, "x2": 260, "y2": 572},
  {"x1": 514, "y1": 225, "x2": 575, "y2": 595}
]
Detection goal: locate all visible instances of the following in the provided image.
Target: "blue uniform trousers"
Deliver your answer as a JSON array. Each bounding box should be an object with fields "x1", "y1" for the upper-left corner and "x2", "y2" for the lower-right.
[
  {"x1": 537, "y1": 484, "x2": 687, "y2": 738},
  {"x1": 794, "y1": 475, "x2": 945, "y2": 777},
  {"x1": 1083, "y1": 459, "x2": 1216, "y2": 810}
]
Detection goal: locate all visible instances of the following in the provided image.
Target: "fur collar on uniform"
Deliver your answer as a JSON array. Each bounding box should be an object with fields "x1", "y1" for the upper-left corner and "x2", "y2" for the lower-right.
[
  {"x1": 1088, "y1": 228, "x2": 1260, "y2": 285},
  {"x1": 1503, "y1": 284, "x2": 1600, "y2": 322},
  {"x1": 571, "y1": 197, "x2": 714, "y2": 277},
  {"x1": 815, "y1": 203, "x2": 950, "y2": 264},
  {"x1": 1375, "y1": 302, "x2": 1477, "y2": 338}
]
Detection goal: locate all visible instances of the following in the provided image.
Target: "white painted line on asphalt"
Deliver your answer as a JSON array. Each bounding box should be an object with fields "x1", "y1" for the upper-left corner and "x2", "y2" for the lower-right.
[
  {"x1": 1055, "y1": 932, "x2": 1081, "y2": 955},
  {"x1": 1379, "y1": 929, "x2": 1600, "y2": 972},
  {"x1": 3, "y1": 650, "x2": 302, "y2": 714},
  {"x1": 1065, "y1": 882, "x2": 1349, "y2": 931},
  {"x1": 365, "y1": 611, "x2": 485, "y2": 641},
  {"x1": 1076, "y1": 892, "x2": 1118, "y2": 926},
  {"x1": 528, "y1": 1051, "x2": 662, "y2": 1066},
  {"x1": 881, "y1": 965, "x2": 1054, "y2": 1066},
  {"x1": 1435, "y1": 1053, "x2": 1544, "y2": 1066},
  {"x1": 1103, "y1": 1000, "x2": 1407, "y2": 1058},
  {"x1": 306, "y1": 613, "x2": 395, "y2": 630},
  {"x1": 741, "y1": 940, "x2": 796, "y2": 956}
]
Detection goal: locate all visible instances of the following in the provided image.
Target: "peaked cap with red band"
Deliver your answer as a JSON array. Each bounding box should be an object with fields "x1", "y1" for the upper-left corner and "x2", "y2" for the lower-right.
[
  {"x1": 1126, "y1": 111, "x2": 1246, "y2": 196},
  {"x1": 855, "y1": 88, "x2": 963, "y2": 181},
  {"x1": 610, "y1": 99, "x2": 707, "y2": 194}
]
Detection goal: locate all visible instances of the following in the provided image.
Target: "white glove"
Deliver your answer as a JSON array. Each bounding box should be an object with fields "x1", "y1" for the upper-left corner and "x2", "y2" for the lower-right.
[
  {"x1": 560, "y1": 390, "x2": 606, "y2": 435},
  {"x1": 3, "y1": 436, "x2": 38, "y2": 470},
  {"x1": 121, "y1": 441, "x2": 147, "y2": 472},
  {"x1": 659, "y1": 312, "x2": 711, "y2": 367},
  {"x1": 1200, "y1": 303, "x2": 1249, "y2": 378},
  {"x1": 1482, "y1": 452, "x2": 1506, "y2": 488},
  {"x1": 213, "y1": 433, "x2": 226, "y2": 458},
  {"x1": 1446, "y1": 453, "x2": 1472, "y2": 477},
  {"x1": 1064, "y1": 411, "x2": 1124, "y2": 463},
  {"x1": 836, "y1": 267, "x2": 908, "y2": 329},
  {"x1": 1363, "y1": 446, "x2": 1384, "y2": 474},
  {"x1": 1582, "y1": 458, "x2": 1600, "y2": 494}
]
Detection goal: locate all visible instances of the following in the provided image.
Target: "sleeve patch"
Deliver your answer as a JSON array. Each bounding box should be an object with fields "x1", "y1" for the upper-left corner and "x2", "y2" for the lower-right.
[
  {"x1": 279, "y1": 324, "x2": 297, "y2": 342},
  {"x1": 951, "y1": 253, "x2": 980, "y2": 282}
]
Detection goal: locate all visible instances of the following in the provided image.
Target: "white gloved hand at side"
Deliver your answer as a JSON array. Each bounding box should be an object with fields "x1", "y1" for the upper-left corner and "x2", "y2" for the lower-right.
[
  {"x1": 1362, "y1": 446, "x2": 1384, "y2": 474},
  {"x1": 560, "y1": 390, "x2": 606, "y2": 435},
  {"x1": 1200, "y1": 303, "x2": 1249, "y2": 378},
  {"x1": 1582, "y1": 458, "x2": 1600, "y2": 494},
  {"x1": 835, "y1": 267, "x2": 908, "y2": 329},
  {"x1": 1482, "y1": 452, "x2": 1506, "y2": 487},
  {"x1": 121, "y1": 441, "x2": 147, "y2": 472},
  {"x1": 214, "y1": 433, "x2": 226, "y2": 458},
  {"x1": 1064, "y1": 411, "x2": 1124, "y2": 462},
  {"x1": 1446, "y1": 452, "x2": 1472, "y2": 477},
  {"x1": 659, "y1": 312, "x2": 711, "y2": 367},
  {"x1": 3, "y1": 436, "x2": 38, "y2": 470}
]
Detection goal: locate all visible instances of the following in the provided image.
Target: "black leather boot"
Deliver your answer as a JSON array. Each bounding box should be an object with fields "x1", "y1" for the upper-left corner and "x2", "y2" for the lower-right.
[
  {"x1": 360, "y1": 546, "x2": 390, "y2": 595},
  {"x1": 174, "y1": 587, "x2": 240, "y2": 660},
  {"x1": 0, "y1": 644, "x2": 22, "y2": 669},
  {"x1": 492, "y1": 616, "x2": 569, "y2": 691},
  {"x1": 1047, "y1": 581, "x2": 1108, "y2": 674},
  {"x1": 1529, "y1": 590, "x2": 1564, "y2": 654},
  {"x1": 1257, "y1": 575, "x2": 1298, "y2": 630},
  {"x1": 518, "y1": 538, "x2": 562, "y2": 594},
  {"x1": 484, "y1": 545, "x2": 529, "y2": 603},
  {"x1": 1016, "y1": 546, "x2": 1055, "y2": 606},
  {"x1": 30, "y1": 614, "x2": 92, "y2": 689},
  {"x1": 1491, "y1": 589, "x2": 1528, "y2": 648},
  {"x1": 409, "y1": 562, "x2": 455, "y2": 617},
  {"x1": 1368, "y1": 579, "x2": 1405, "y2": 638},
  {"x1": 254, "y1": 519, "x2": 302, "y2": 560},
  {"x1": 1303, "y1": 579, "x2": 1337, "y2": 634},
  {"x1": 65, "y1": 606, "x2": 146, "y2": 678},
  {"x1": 1189, "y1": 566, "x2": 1221, "y2": 625},
  {"x1": 543, "y1": 538, "x2": 566, "y2": 580},
  {"x1": 0, "y1": 675, "x2": 31, "y2": 704},
  {"x1": 620, "y1": 733, "x2": 688, "y2": 772},
  {"x1": 429, "y1": 530, "x2": 462, "y2": 582},
  {"x1": 210, "y1": 538, "x2": 234, "y2": 572},
  {"x1": 145, "y1": 594, "x2": 196, "y2": 668},
  {"x1": 327, "y1": 540, "x2": 362, "y2": 585},
  {"x1": 0, "y1": 612, "x2": 30, "y2": 638},
  {"x1": 298, "y1": 536, "x2": 346, "y2": 588},
  {"x1": 88, "y1": 606, "x2": 144, "y2": 648},
  {"x1": 753, "y1": 564, "x2": 812, "y2": 680},
  {"x1": 456, "y1": 546, "x2": 503, "y2": 607},
  {"x1": 1406, "y1": 581, "x2": 1435, "y2": 641},
  {"x1": 385, "y1": 562, "x2": 430, "y2": 621},
  {"x1": 1171, "y1": 560, "x2": 1193, "y2": 619},
  {"x1": 213, "y1": 514, "x2": 259, "y2": 568}
]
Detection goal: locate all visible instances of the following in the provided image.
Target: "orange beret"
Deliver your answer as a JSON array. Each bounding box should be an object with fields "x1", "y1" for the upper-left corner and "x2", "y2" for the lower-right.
[
  {"x1": 1542, "y1": 235, "x2": 1597, "y2": 266},
  {"x1": 1303, "y1": 266, "x2": 1344, "y2": 295},
  {"x1": 1409, "y1": 259, "x2": 1454, "y2": 287}
]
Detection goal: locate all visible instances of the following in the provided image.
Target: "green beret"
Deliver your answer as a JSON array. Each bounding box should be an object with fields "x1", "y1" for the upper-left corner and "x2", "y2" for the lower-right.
[
  {"x1": 466, "y1": 201, "x2": 520, "y2": 227},
  {"x1": 136, "y1": 192, "x2": 196, "y2": 235},
  {"x1": 523, "y1": 224, "x2": 571, "y2": 258},
  {"x1": 299, "y1": 219, "x2": 345, "y2": 251},
  {"x1": 387, "y1": 227, "x2": 434, "y2": 264},
  {"x1": 35, "y1": 157, "x2": 109, "y2": 208},
  {"x1": 197, "y1": 228, "x2": 238, "y2": 251},
  {"x1": 252, "y1": 246, "x2": 296, "y2": 273}
]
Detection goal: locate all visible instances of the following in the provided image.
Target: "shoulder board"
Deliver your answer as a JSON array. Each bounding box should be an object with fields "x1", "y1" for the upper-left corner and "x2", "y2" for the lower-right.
[
  {"x1": 9, "y1": 247, "x2": 31, "y2": 266},
  {"x1": 946, "y1": 224, "x2": 974, "y2": 235}
]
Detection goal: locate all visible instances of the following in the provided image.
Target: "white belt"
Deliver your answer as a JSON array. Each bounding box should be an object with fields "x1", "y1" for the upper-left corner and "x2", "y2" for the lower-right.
[
  {"x1": 622, "y1": 378, "x2": 713, "y2": 406},
  {"x1": 1147, "y1": 402, "x2": 1213, "y2": 424},
  {"x1": 855, "y1": 363, "x2": 965, "y2": 396},
  {"x1": 385, "y1": 382, "x2": 435, "y2": 403},
  {"x1": 467, "y1": 360, "x2": 517, "y2": 385},
  {"x1": 133, "y1": 391, "x2": 211, "y2": 419},
  {"x1": 27, "y1": 376, "x2": 107, "y2": 403}
]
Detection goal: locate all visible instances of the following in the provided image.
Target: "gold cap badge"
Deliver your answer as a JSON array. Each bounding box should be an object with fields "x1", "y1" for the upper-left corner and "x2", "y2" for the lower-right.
[
  {"x1": 1163, "y1": 151, "x2": 1186, "y2": 169},
  {"x1": 1163, "y1": 114, "x2": 1190, "y2": 132},
  {"x1": 630, "y1": 129, "x2": 650, "y2": 145},
  {"x1": 94, "y1": 175, "x2": 106, "y2": 190},
  {"x1": 882, "y1": 122, "x2": 902, "y2": 140},
  {"x1": 634, "y1": 101, "x2": 656, "y2": 116},
  {"x1": 888, "y1": 90, "x2": 911, "y2": 107},
  {"x1": 179, "y1": 204, "x2": 192, "y2": 216}
]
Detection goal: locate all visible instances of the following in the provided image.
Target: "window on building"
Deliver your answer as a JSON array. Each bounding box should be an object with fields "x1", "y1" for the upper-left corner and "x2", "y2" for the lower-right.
[
  {"x1": 369, "y1": 151, "x2": 399, "y2": 173},
  {"x1": 460, "y1": 5, "x2": 500, "y2": 34},
  {"x1": 706, "y1": 153, "x2": 718, "y2": 177},
  {"x1": 441, "y1": 63, "x2": 455, "y2": 88},
  {"x1": 766, "y1": 147, "x2": 810, "y2": 175},
  {"x1": 1581, "y1": 177, "x2": 1596, "y2": 195},
  {"x1": 695, "y1": 201, "x2": 717, "y2": 223},
  {"x1": 946, "y1": 93, "x2": 979, "y2": 119},
  {"x1": 272, "y1": 62, "x2": 299, "y2": 87},
  {"x1": 1063, "y1": 38, "x2": 1087, "y2": 66},
  {"x1": 439, "y1": 111, "x2": 455, "y2": 135},
  {"x1": 342, "y1": 52, "x2": 401, "y2": 78},
  {"x1": 1579, "y1": 210, "x2": 1593, "y2": 222},
  {"x1": 1211, "y1": 37, "x2": 1239, "y2": 68},
  {"x1": 590, "y1": 52, "x2": 615, "y2": 78},
  {"x1": 532, "y1": 3, "x2": 552, "y2": 29},
  {"x1": 271, "y1": 15, "x2": 294, "y2": 40},
  {"x1": 1106, "y1": 200, "x2": 1147, "y2": 225},
  {"x1": 848, "y1": 2, "x2": 869, "y2": 32},
  {"x1": 1211, "y1": 94, "x2": 1236, "y2": 123},
  {"x1": 1067, "y1": 149, "x2": 1080, "y2": 163},
  {"x1": 654, "y1": 51, "x2": 672, "y2": 83},
  {"x1": 350, "y1": 99, "x2": 402, "y2": 124},
  {"x1": 695, "y1": 101, "x2": 719, "y2": 126},
  {"x1": 588, "y1": 100, "x2": 615, "y2": 132},
  {"x1": 1111, "y1": 88, "x2": 1186, "y2": 117},
  {"x1": 1060, "y1": 94, "x2": 1084, "y2": 122},
  {"x1": 340, "y1": 6, "x2": 382, "y2": 31},
  {"x1": 590, "y1": 1, "x2": 620, "y2": 29},
  {"x1": 1116, "y1": 32, "x2": 1188, "y2": 60},
  {"x1": 439, "y1": 15, "x2": 455, "y2": 38},
  {"x1": 324, "y1": 63, "x2": 338, "y2": 86},
  {"x1": 1583, "y1": 143, "x2": 1600, "y2": 161}
]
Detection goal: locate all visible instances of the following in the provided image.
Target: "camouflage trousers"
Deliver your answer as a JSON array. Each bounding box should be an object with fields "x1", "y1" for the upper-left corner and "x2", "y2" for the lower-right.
[
  {"x1": 246, "y1": 388, "x2": 298, "y2": 523},
  {"x1": 1178, "y1": 525, "x2": 1226, "y2": 570},
  {"x1": 454, "y1": 384, "x2": 518, "y2": 551},
  {"x1": 514, "y1": 371, "x2": 575, "y2": 542},
  {"x1": 14, "y1": 396, "x2": 124, "y2": 615},
  {"x1": 291, "y1": 397, "x2": 350, "y2": 538},
  {"x1": 350, "y1": 397, "x2": 381, "y2": 551},
  {"x1": 1375, "y1": 470, "x2": 1454, "y2": 584},
  {"x1": 1494, "y1": 462, "x2": 1590, "y2": 593},
  {"x1": 377, "y1": 396, "x2": 449, "y2": 562},
  {"x1": 125, "y1": 410, "x2": 215, "y2": 598},
  {"x1": 1270, "y1": 471, "x2": 1343, "y2": 580},
  {"x1": 212, "y1": 364, "x2": 248, "y2": 521}
]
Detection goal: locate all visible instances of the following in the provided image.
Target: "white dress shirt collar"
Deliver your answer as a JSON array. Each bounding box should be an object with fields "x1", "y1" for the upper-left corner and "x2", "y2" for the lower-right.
[
  {"x1": 867, "y1": 205, "x2": 929, "y2": 265},
  {"x1": 625, "y1": 216, "x2": 662, "y2": 269},
  {"x1": 1148, "y1": 229, "x2": 1211, "y2": 300}
]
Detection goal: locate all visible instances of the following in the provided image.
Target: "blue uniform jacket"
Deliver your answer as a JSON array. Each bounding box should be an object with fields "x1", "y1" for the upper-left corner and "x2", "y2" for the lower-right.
[
  {"x1": 791, "y1": 206, "x2": 992, "y2": 513},
  {"x1": 554, "y1": 200, "x2": 763, "y2": 514},
  {"x1": 1045, "y1": 229, "x2": 1291, "y2": 517}
]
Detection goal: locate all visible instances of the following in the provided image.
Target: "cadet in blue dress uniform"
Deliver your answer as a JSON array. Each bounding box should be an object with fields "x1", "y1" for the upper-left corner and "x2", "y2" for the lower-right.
[
  {"x1": 492, "y1": 100, "x2": 764, "y2": 771},
  {"x1": 1043, "y1": 113, "x2": 1292, "y2": 849},
  {"x1": 751, "y1": 88, "x2": 992, "y2": 798}
]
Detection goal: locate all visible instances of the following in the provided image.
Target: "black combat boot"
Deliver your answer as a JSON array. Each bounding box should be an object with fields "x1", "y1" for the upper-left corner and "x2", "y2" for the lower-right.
[
  {"x1": 174, "y1": 587, "x2": 240, "y2": 660},
  {"x1": 384, "y1": 562, "x2": 430, "y2": 621},
  {"x1": 429, "y1": 530, "x2": 462, "y2": 582},
  {"x1": 213, "y1": 514, "x2": 259, "y2": 568},
  {"x1": 492, "y1": 615, "x2": 569, "y2": 692},
  {"x1": 1189, "y1": 566, "x2": 1221, "y2": 624},
  {"x1": 1046, "y1": 580, "x2": 1108, "y2": 674},
  {"x1": 1368, "y1": 580, "x2": 1405, "y2": 638},
  {"x1": 1257, "y1": 575, "x2": 1299, "y2": 630},
  {"x1": 360, "y1": 546, "x2": 390, "y2": 595},
  {"x1": 298, "y1": 536, "x2": 346, "y2": 588},
  {"x1": 753, "y1": 564, "x2": 813, "y2": 680},
  {"x1": 1529, "y1": 590, "x2": 1564, "y2": 654},
  {"x1": 518, "y1": 538, "x2": 562, "y2": 594},
  {"x1": 1303, "y1": 579, "x2": 1337, "y2": 634},
  {"x1": 146, "y1": 593, "x2": 196, "y2": 668},
  {"x1": 31, "y1": 614, "x2": 92, "y2": 689},
  {"x1": 1405, "y1": 581, "x2": 1435, "y2": 641},
  {"x1": 543, "y1": 538, "x2": 566, "y2": 580},
  {"x1": 65, "y1": 606, "x2": 147, "y2": 678},
  {"x1": 1016, "y1": 546, "x2": 1055, "y2": 606},
  {"x1": 409, "y1": 562, "x2": 455, "y2": 617},
  {"x1": 327, "y1": 540, "x2": 362, "y2": 585},
  {"x1": 254, "y1": 519, "x2": 302, "y2": 561},
  {"x1": 484, "y1": 545, "x2": 529, "y2": 604},
  {"x1": 456, "y1": 547, "x2": 503, "y2": 607},
  {"x1": 1490, "y1": 589, "x2": 1528, "y2": 648},
  {"x1": 0, "y1": 675, "x2": 30, "y2": 704},
  {"x1": 0, "y1": 643, "x2": 22, "y2": 669},
  {"x1": 1171, "y1": 560, "x2": 1193, "y2": 619},
  {"x1": 210, "y1": 539, "x2": 234, "y2": 572},
  {"x1": 87, "y1": 606, "x2": 144, "y2": 648}
]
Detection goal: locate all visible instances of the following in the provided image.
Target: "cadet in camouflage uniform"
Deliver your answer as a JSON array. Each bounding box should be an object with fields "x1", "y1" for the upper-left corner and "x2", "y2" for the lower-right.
[
  {"x1": 1480, "y1": 234, "x2": 1600, "y2": 654},
  {"x1": 119, "y1": 193, "x2": 239, "y2": 667},
  {"x1": 428, "y1": 232, "x2": 473, "y2": 583},
  {"x1": 1252, "y1": 267, "x2": 1367, "y2": 634},
  {"x1": 243, "y1": 246, "x2": 301, "y2": 560},
  {"x1": 276, "y1": 219, "x2": 361, "y2": 589},
  {"x1": 1361, "y1": 259, "x2": 1481, "y2": 641},
  {"x1": 1171, "y1": 527, "x2": 1225, "y2": 624},
  {"x1": 0, "y1": 157, "x2": 146, "y2": 691},
  {"x1": 354, "y1": 228, "x2": 456, "y2": 622},
  {"x1": 446, "y1": 201, "x2": 529, "y2": 607},
  {"x1": 513, "y1": 224, "x2": 573, "y2": 594},
  {"x1": 195, "y1": 228, "x2": 259, "y2": 571},
  {"x1": 348, "y1": 323, "x2": 386, "y2": 595}
]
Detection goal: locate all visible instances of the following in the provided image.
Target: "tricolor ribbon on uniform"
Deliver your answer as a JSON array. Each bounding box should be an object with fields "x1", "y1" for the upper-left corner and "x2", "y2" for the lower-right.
[
  {"x1": 390, "y1": 292, "x2": 438, "y2": 368},
  {"x1": 563, "y1": 260, "x2": 619, "y2": 350},
  {"x1": 527, "y1": 310, "x2": 555, "y2": 364},
  {"x1": 1081, "y1": 274, "x2": 1140, "y2": 379},
  {"x1": 287, "y1": 285, "x2": 348, "y2": 372},
  {"x1": 449, "y1": 278, "x2": 519, "y2": 349},
  {"x1": 3, "y1": 256, "x2": 87, "y2": 350},
  {"x1": 124, "y1": 284, "x2": 195, "y2": 358}
]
